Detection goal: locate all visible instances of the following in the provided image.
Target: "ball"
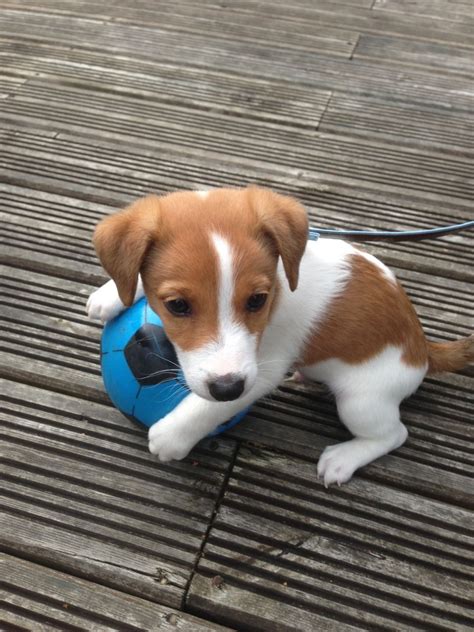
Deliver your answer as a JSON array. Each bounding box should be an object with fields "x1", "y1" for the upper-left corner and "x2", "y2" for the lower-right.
[{"x1": 101, "y1": 297, "x2": 248, "y2": 436}]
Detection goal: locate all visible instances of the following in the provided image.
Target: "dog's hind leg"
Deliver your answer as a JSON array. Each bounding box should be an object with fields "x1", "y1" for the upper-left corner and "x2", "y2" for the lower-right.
[
  {"x1": 317, "y1": 394, "x2": 408, "y2": 487},
  {"x1": 304, "y1": 347, "x2": 427, "y2": 486}
]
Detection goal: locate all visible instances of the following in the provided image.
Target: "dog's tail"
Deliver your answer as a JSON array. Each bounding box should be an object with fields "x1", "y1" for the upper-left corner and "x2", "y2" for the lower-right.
[{"x1": 427, "y1": 334, "x2": 474, "y2": 374}]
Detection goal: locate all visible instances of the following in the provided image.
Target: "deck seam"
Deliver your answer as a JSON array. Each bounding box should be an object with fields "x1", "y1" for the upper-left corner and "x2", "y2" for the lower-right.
[{"x1": 182, "y1": 440, "x2": 241, "y2": 610}]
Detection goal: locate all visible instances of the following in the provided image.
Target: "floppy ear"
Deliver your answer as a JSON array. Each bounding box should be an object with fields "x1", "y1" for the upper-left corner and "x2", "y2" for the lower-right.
[
  {"x1": 93, "y1": 195, "x2": 161, "y2": 306},
  {"x1": 249, "y1": 187, "x2": 308, "y2": 291}
]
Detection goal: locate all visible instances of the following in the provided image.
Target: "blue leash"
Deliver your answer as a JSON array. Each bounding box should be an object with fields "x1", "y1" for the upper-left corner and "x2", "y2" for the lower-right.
[{"x1": 308, "y1": 220, "x2": 474, "y2": 242}]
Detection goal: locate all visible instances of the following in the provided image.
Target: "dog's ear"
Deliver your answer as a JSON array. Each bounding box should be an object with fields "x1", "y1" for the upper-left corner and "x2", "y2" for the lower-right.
[
  {"x1": 249, "y1": 187, "x2": 308, "y2": 291},
  {"x1": 93, "y1": 195, "x2": 161, "y2": 306}
]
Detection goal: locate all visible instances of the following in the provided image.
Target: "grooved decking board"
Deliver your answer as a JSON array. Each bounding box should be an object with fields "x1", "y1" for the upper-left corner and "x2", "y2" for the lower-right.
[
  {"x1": 0, "y1": 9, "x2": 355, "y2": 64},
  {"x1": 0, "y1": 553, "x2": 231, "y2": 631},
  {"x1": 0, "y1": 51, "x2": 332, "y2": 130},
  {"x1": 374, "y1": 0, "x2": 474, "y2": 21},
  {"x1": 355, "y1": 34, "x2": 474, "y2": 75},
  {"x1": 11, "y1": 0, "x2": 468, "y2": 46},
  {"x1": 1, "y1": 77, "x2": 472, "y2": 208},
  {"x1": 0, "y1": 264, "x2": 106, "y2": 398},
  {"x1": 0, "y1": 129, "x2": 472, "y2": 217},
  {"x1": 1, "y1": 39, "x2": 472, "y2": 115},
  {"x1": 320, "y1": 93, "x2": 474, "y2": 153},
  {"x1": 0, "y1": 27, "x2": 472, "y2": 114},
  {"x1": 188, "y1": 447, "x2": 474, "y2": 631},
  {"x1": 0, "y1": 3, "x2": 358, "y2": 57},
  {"x1": 0, "y1": 379, "x2": 237, "y2": 608}
]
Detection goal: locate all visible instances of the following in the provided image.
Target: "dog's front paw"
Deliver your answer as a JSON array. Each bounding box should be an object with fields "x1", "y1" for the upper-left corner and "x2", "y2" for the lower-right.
[
  {"x1": 86, "y1": 280, "x2": 124, "y2": 323},
  {"x1": 148, "y1": 418, "x2": 194, "y2": 462}
]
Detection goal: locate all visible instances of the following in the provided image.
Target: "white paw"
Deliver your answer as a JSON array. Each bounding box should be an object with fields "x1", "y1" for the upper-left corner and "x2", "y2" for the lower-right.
[
  {"x1": 148, "y1": 418, "x2": 194, "y2": 462},
  {"x1": 86, "y1": 280, "x2": 125, "y2": 323},
  {"x1": 317, "y1": 442, "x2": 358, "y2": 487}
]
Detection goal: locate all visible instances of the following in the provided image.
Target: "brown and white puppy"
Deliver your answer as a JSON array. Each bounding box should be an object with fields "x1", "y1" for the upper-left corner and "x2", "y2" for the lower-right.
[{"x1": 87, "y1": 187, "x2": 473, "y2": 486}]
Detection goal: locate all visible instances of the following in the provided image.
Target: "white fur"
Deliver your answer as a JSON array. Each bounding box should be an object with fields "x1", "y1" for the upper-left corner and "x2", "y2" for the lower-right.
[
  {"x1": 87, "y1": 238, "x2": 427, "y2": 484},
  {"x1": 86, "y1": 277, "x2": 144, "y2": 323},
  {"x1": 195, "y1": 190, "x2": 209, "y2": 199},
  {"x1": 303, "y1": 347, "x2": 427, "y2": 486}
]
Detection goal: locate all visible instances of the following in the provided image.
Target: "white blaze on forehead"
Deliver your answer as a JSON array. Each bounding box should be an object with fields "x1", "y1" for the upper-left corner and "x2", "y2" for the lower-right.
[
  {"x1": 195, "y1": 190, "x2": 210, "y2": 200},
  {"x1": 211, "y1": 233, "x2": 235, "y2": 330},
  {"x1": 207, "y1": 232, "x2": 258, "y2": 378}
]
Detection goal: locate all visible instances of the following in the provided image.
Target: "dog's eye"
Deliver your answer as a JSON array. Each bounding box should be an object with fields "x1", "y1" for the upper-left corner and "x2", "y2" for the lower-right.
[
  {"x1": 165, "y1": 298, "x2": 192, "y2": 317},
  {"x1": 246, "y1": 293, "x2": 268, "y2": 312}
]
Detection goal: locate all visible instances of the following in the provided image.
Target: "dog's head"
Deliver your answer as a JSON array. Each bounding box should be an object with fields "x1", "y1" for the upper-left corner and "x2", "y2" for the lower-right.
[{"x1": 94, "y1": 187, "x2": 308, "y2": 401}]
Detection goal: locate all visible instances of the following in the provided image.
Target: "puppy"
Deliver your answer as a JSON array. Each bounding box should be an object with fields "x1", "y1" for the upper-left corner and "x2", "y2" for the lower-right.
[{"x1": 87, "y1": 187, "x2": 474, "y2": 486}]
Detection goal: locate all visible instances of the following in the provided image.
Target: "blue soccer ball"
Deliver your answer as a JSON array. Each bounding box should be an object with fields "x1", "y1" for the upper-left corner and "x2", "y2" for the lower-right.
[{"x1": 101, "y1": 297, "x2": 248, "y2": 436}]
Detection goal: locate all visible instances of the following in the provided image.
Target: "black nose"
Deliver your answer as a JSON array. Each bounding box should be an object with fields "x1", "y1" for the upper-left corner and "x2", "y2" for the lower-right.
[{"x1": 208, "y1": 374, "x2": 245, "y2": 401}]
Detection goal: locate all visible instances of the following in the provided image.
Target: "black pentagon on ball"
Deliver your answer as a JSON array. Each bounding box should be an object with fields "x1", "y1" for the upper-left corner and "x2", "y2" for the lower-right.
[{"x1": 124, "y1": 323, "x2": 179, "y2": 386}]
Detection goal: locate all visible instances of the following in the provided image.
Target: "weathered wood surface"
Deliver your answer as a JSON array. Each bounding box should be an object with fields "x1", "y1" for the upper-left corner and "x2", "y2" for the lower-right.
[
  {"x1": 1, "y1": 0, "x2": 473, "y2": 629},
  {"x1": 0, "y1": 377, "x2": 237, "y2": 608},
  {"x1": 0, "y1": 554, "x2": 232, "y2": 631},
  {"x1": 188, "y1": 447, "x2": 474, "y2": 631}
]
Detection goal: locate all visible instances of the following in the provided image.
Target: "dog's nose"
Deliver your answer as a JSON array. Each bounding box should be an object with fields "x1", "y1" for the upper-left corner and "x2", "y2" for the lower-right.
[{"x1": 208, "y1": 374, "x2": 245, "y2": 401}]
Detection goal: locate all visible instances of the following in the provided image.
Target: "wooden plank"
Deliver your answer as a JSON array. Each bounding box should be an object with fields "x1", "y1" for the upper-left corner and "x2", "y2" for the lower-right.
[
  {"x1": 0, "y1": 264, "x2": 107, "y2": 398},
  {"x1": 0, "y1": 4, "x2": 358, "y2": 58},
  {"x1": 0, "y1": 11, "x2": 471, "y2": 94},
  {"x1": 188, "y1": 447, "x2": 474, "y2": 631},
  {"x1": 374, "y1": 0, "x2": 474, "y2": 22},
  {"x1": 320, "y1": 92, "x2": 474, "y2": 154},
  {"x1": 0, "y1": 75, "x2": 26, "y2": 98},
  {"x1": 0, "y1": 9, "x2": 355, "y2": 67},
  {"x1": 0, "y1": 52, "x2": 332, "y2": 130},
  {"x1": 0, "y1": 379, "x2": 237, "y2": 609},
  {"x1": 2, "y1": 255, "x2": 472, "y2": 424},
  {"x1": 147, "y1": 0, "x2": 474, "y2": 46},
  {"x1": 355, "y1": 34, "x2": 474, "y2": 75},
  {"x1": 0, "y1": 2, "x2": 358, "y2": 57},
  {"x1": 1, "y1": 36, "x2": 472, "y2": 117},
  {"x1": 39, "y1": 0, "x2": 472, "y2": 46},
  {"x1": 189, "y1": 574, "x2": 360, "y2": 632},
  {"x1": 1, "y1": 553, "x2": 231, "y2": 631},
  {"x1": 2, "y1": 136, "x2": 473, "y2": 226},
  {"x1": 1, "y1": 79, "x2": 472, "y2": 209}
]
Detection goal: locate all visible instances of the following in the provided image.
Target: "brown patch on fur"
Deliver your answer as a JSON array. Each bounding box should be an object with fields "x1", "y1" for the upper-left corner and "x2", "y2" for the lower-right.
[
  {"x1": 427, "y1": 334, "x2": 474, "y2": 374},
  {"x1": 230, "y1": 237, "x2": 280, "y2": 340},
  {"x1": 301, "y1": 253, "x2": 428, "y2": 367},
  {"x1": 93, "y1": 195, "x2": 161, "y2": 306},
  {"x1": 248, "y1": 187, "x2": 308, "y2": 291},
  {"x1": 93, "y1": 186, "x2": 307, "y2": 352},
  {"x1": 143, "y1": 226, "x2": 220, "y2": 352}
]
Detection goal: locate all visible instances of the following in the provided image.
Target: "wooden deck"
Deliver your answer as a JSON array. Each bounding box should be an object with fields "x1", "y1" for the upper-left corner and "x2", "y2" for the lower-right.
[{"x1": 0, "y1": 1, "x2": 473, "y2": 629}]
